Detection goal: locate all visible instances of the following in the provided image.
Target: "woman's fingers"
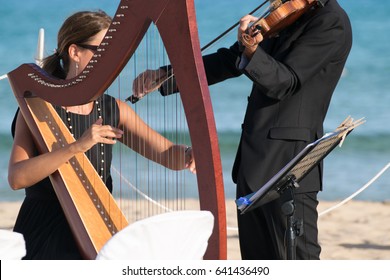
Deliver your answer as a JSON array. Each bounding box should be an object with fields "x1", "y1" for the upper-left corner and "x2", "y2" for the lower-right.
[{"x1": 75, "y1": 119, "x2": 123, "y2": 152}]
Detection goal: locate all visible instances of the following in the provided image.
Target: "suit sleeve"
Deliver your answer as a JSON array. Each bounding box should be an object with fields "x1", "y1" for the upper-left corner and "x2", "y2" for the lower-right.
[
  {"x1": 242, "y1": 10, "x2": 351, "y2": 100},
  {"x1": 160, "y1": 42, "x2": 243, "y2": 95},
  {"x1": 202, "y1": 42, "x2": 243, "y2": 85}
]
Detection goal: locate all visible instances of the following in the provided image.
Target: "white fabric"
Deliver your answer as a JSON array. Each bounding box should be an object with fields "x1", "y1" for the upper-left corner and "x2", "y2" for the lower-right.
[
  {"x1": 96, "y1": 210, "x2": 214, "y2": 260},
  {"x1": 0, "y1": 230, "x2": 26, "y2": 260}
]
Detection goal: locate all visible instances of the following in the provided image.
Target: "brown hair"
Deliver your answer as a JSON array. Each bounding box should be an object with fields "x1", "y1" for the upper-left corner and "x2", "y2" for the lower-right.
[{"x1": 42, "y1": 10, "x2": 112, "y2": 79}]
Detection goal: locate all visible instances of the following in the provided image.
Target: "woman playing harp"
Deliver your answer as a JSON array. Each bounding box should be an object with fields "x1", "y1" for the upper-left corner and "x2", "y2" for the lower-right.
[{"x1": 8, "y1": 10, "x2": 195, "y2": 260}]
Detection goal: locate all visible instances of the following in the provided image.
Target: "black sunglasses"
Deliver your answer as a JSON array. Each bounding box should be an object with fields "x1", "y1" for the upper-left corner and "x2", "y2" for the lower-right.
[{"x1": 77, "y1": 44, "x2": 99, "y2": 52}]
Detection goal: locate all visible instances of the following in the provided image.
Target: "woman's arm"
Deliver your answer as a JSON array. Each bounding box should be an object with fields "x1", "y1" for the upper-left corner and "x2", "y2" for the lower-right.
[
  {"x1": 116, "y1": 99, "x2": 195, "y2": 173},
  {"x1": 8, "y1": 112, "x2": 123, "y2": 190}
]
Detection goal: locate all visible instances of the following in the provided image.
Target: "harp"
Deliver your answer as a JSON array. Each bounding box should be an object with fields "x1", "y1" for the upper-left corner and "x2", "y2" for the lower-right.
[{"x1": 7, "y1": 0, "x2": 227, "y2": 259}]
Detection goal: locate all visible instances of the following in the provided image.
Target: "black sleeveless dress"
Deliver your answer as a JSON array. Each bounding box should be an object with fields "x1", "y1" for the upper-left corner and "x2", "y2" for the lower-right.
[{"x1": 12, "y1": 95, "x2": 120, "y2": 259}]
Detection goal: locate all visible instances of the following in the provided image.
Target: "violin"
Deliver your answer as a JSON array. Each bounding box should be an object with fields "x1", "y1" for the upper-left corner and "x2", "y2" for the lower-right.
[{"x1": 241, "y1": 0, "x2": 322, "y2": 47}]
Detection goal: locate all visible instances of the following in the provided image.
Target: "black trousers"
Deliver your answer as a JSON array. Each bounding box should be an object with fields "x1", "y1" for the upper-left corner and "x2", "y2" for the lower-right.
[{"x1": 236, "y1": 175, "x2": 321, "y2": 260}]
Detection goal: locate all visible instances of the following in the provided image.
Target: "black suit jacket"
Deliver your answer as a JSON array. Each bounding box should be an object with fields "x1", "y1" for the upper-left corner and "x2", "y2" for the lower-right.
[{"x1": 201, "y1": 0, "x2": 352, "y2": 194}]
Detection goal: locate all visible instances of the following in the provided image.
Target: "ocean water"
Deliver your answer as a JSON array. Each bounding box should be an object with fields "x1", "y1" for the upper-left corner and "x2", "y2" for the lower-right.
[{"x1": 0, "y1": 0, "x2": 389, "y2": 202}]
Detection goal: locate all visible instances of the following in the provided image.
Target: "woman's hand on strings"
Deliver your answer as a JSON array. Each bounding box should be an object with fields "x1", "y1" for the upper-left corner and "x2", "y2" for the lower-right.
[
  {"x1": 132, "y1": 69, "x2": 167, "y2": 100},
  {"x1": 73, "y1": 118, "x2": 123, "y2": 153},
  {"x1": 238, "y1": 14, "x2": 263, "y2": 59}
]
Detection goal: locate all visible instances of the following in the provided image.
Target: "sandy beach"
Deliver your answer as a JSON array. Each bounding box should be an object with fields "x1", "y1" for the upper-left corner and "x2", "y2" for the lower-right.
[{"x1": 1, "y1": 199, "x2": 390, "y2": 260}]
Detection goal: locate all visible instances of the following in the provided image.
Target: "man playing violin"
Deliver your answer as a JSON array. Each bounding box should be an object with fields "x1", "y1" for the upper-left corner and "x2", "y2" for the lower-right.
[{"x1": 132, "y1": 0, "x2": 352, "y2": 260}]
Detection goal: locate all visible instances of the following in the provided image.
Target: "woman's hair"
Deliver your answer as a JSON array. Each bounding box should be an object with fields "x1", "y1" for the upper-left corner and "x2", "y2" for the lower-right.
[{"x1": 42, "y1": 10, "x2": 112, "y2": 79}]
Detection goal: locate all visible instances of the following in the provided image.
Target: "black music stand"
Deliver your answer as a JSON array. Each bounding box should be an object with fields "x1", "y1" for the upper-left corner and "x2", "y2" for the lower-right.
[{"x1": 235, "y1": 117, "x2": 364, "y2": 259}]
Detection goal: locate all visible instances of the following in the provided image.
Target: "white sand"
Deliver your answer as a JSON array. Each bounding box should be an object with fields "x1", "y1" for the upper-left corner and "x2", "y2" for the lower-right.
[{"x1": 1, "y1": 199, "x2": 389, "y2": 260}]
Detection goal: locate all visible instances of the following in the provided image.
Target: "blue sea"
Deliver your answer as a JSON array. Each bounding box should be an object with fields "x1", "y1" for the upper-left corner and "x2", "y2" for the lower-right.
[{"x1": 0, "y1": 0, "x2": 389, "y2": 202}]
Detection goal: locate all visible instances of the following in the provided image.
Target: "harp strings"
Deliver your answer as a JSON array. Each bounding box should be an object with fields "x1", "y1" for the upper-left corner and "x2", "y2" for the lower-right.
[{"x1": 105, "y1": 24, "x2": 195, "y2": 224}]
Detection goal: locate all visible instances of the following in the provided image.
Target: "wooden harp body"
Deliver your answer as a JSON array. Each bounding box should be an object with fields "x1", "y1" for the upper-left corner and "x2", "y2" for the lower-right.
[{"x1": 7, "y1": 0, "x2": 226, "y2": 259}]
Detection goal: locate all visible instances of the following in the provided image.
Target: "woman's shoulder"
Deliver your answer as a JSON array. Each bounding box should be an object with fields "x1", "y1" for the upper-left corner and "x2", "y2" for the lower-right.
[
  {"x1": 101, "y1": 94, "x2": 116, "y2": 103},
  {"x1": 99, "y1": 94, "x2": 119, "y2": 110},
  {"x1": 100, "y1": 94, "x2": 120, "y2": 125}
]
